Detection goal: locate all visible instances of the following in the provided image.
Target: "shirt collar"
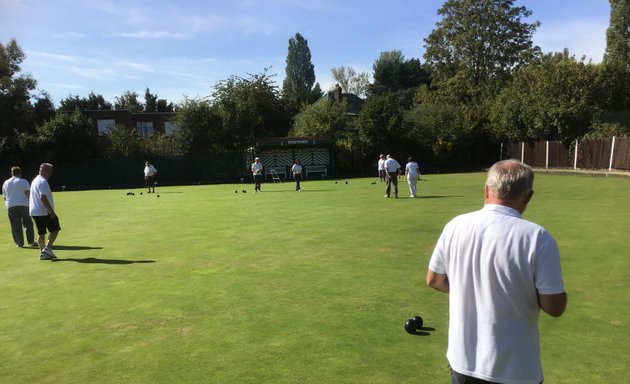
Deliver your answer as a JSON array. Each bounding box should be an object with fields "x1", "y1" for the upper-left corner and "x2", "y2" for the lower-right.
[{"x1": 483, "y1": 203, "x2": 521, "y2": 218}]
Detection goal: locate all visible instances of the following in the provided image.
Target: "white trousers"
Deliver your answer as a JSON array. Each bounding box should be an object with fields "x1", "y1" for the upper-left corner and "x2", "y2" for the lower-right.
[{"x1": 407, "y1": 174, "x2": 418, "y2": 197}]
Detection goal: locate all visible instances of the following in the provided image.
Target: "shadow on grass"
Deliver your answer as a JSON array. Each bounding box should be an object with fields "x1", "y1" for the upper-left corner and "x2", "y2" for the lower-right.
[
  {"x1": 418, "y1": 195, "x2": 464, "y2": 199},
  {"x1": 250, "y1": 189, "x2": 336, "y2": 193},
  {"x1": 388, "y1": 195, "x2": 464, "y2": 201},
  {"x1": 48, "y1": 245, "x2": 103, "y2": 251},
  {"x1": 53, "y1": 258, "x2": 155, "y2": 265},
  {"x1": 409, "y1": 327, "x2": 436, "y2": 336}
]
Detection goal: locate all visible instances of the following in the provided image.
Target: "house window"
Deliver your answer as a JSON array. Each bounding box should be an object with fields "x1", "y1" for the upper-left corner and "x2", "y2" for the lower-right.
[
  {"x1": 97, "y1": 119, "x2": 116, "y2": 136},
  {"x1": 137, "y1": 122, "x2": 154, "y2": 137},
  {"x1": 164, "y1": 121, "x2": 177, "y2": 136}
]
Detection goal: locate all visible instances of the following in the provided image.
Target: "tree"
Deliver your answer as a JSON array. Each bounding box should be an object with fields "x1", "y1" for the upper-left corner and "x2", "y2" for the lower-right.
[
  {"x1": 368, "y1": 51, "x2": 430, "y2": 108},
  {"x1": 36, "y1": 110, "x2": 99, "y2": 161},
  {"x1": 0, "y1": 39, "x2": 37, "y2": 136},
  {"x1": 355, "y1": 93, "x2": 404, "y2": 154},
  {"x1": 156, "y1": 98, "x2": 174, "y2": 112},
  {"x1": 32, "y1": 91, "x2": 56, "y2": 126},
  {"x1": 213, "y1": 70, "x2": 289, "y2": 150},
  {"x1": 330, "y1": 66, "x2": 370, "y2": 98},
  {"x1": 604, "y1": 0, "x2": 630, "y2": 68},
  {"x1": 282, "y1": 33, "x2": 316, "y2": 112},
  {"x1": 423, "y1": 0, "x2": 540, "y2": 104},
  {"x1": 173, "y1": 97, "x2": 221, "y2": 154},
  {"x1": 309, "y1": 82, "x2": 323, "y2": 104},
  {"x1": 489, "y1": 51, "x2": 599, "y2": 144},
  {"x1": 600, "y1": 0, "x2": 630, "y2": 110},
  {"x1": 144, "y1": 88, "x2": 158, "y2": 112},
  {"x1": 105, "y1": 124, "x2": 143, "y2": 157},
  {"x1": 291, "y1": 99, "x2": 353, "y2": 139},
  {"x1": 115, "y1": 90, "x2": 143, "y2": 112},
  {"x1": 58, "y1": 92, "x2": 112, "y2": 112}
]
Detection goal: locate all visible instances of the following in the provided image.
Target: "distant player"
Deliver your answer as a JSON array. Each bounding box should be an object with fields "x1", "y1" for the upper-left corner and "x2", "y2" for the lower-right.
[
  {"x1": 405, "y1": 157, "x2": 420, "y2": 198},
  {"x1": 251, "y1": 157, "x2": 263, "y2": 193},
  {"x1": 377, "y1": 154, "x2": 386, "y2": 182},
  {"x1": 291, "y1": 159, "x2": 303, "y2": 191},
  {"x1": 2, "y1": 166, "x2": 36, "y2": 248},
  {"x1": 384, "y1": 155, "x2": 401, "y2": 198},
  {"x1": 144, "y1": 161, "x2": 158, "y2": 193}
]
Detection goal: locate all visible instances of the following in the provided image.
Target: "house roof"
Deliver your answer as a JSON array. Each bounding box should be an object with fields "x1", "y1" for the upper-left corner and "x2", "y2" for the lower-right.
[{"x1": 313, "y1": 92, "x2": 365, "y2": 116}]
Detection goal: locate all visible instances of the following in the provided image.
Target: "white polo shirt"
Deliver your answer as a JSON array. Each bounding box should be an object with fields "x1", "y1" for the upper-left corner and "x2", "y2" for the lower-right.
[
  {"x1": 405, "y1": 161, "x2": 419, "y2": 177},
  {"x1": 429, "y1": 204, "x2": 565, "y2": 384},
  {"x1": 378, "y1": 158, "x2": 386, "y2": 171},
  {"x1": 144, "y1": 165, "x2": 157, "y2": 177},
  {"x1": 384, "y1": 158, "x2": 400, "y2": 173},
  {"x1": 29, "y1": 175, "x2": 54, "y2": 217},
  {"x1": 251, "y1": 162, "x2": 263, "y2": 175},
  {"x1": 2, "y1": 176, "x2": 30, "y2": 208}
]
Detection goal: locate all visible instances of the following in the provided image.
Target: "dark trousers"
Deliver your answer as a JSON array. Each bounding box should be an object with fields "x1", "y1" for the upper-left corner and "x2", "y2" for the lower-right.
[
  {"x1": 385, "y1": 173, "x2": 398, "y2": 197},
  {"x1": 294, "y1": 173, "x2": 301, "y2": 190},
  {"x1": 254, "y1": 174, "x2": 262, "y2": 191},
  {"x1": 450, "y1": 368, "x2": 543, "y2": 384},
  {"x1": 7, "y1": 205, "x2": 34, "y2": 246}
]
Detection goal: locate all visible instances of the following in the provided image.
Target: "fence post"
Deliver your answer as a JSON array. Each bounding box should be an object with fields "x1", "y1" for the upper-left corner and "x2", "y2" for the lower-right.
[
  {"x1": 609, "y1": 136, "x2": 616, "y2": 172},
  {"x1": 545, "y1": 141, "x2": 549, "y2": 169},
  {"x1": 574, "y1": 139, "x2": 578, "y2": 170},
  {"x1": 521, "y1": 142, "x2": 525, "y2": 163}
]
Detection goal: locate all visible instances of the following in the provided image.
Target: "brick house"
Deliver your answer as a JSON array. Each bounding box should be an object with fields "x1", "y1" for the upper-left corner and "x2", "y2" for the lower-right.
[{"x1": 81, "y1": 110, "x2": 177, "y2": 137}]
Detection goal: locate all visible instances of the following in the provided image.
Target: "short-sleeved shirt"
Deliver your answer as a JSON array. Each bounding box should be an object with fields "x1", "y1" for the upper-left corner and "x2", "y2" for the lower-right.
[
  {"x1": 292, "y1": 164, "x2": 302, "y2": 175},
  {"x1": 29, "y1": 175, "x2": 54, "y2": 217},
  {"x1": 144, "y1": 165, "x2": 157, "y2": 177},
  {"x1": 251, "y1": 162, "x2": 263, "y2": 175},
  {"x1": 405, "y1": 162, "x2": 419, "y2": 177},
  {"x1": 428, "y1": 204, "x2": 565, "y2": 384},
  {"x1": 2, "y1": 176, "x2": 30, "y2": 208},
  {"x1": 377, "y1": 159, "x2": 386, "y2": 171},
  {"x1": 384, "y1": 158, "x2": 400, "y2": 173}
]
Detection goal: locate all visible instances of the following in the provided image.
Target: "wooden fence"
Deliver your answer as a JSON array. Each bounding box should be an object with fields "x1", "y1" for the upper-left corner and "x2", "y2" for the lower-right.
[{"x1": 504, "y1": 137, "x2": 630, "y2": 171}]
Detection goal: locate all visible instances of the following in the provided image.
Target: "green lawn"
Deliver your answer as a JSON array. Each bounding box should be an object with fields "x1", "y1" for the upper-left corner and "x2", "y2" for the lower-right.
[{"x1": 0, "y1": 172, "x2": 628, "y2": 383}]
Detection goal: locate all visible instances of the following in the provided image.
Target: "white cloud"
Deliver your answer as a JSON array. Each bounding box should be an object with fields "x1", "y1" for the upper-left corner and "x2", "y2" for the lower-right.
[{"x1": 113, "y1": 30, "x2": 190, "y2": 39}]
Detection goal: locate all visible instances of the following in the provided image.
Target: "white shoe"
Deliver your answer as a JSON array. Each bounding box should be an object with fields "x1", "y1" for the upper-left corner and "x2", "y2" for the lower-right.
[{"x1": 41, "y1": 247, "x2": 57, "y2": 259}]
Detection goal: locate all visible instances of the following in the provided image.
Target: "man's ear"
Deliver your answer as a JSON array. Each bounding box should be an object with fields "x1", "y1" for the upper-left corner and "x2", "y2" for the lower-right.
[{"x1": 484, "y1": 184, "x2": 490, "y2": 200}]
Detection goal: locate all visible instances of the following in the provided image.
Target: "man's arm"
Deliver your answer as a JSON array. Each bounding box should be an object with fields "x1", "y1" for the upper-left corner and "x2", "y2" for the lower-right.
[
  {"x1": 426, "y1": 269, "x2": 449, "y2": 293},
  {"x1": 40, "y1": 194, "x2": 57, "y2": 219},
  {"x1": 538, "y1": 292, "x2": 567, "y2": 317}
]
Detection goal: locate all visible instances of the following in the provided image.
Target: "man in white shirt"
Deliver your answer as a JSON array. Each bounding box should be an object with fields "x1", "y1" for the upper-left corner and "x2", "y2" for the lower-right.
[
  {"x1": 384, "y1": 154, "x2": 401, "y2": 198},
  {"x1": 251, "y1": 157, "x2": 263, "y2": 193},
  {"x1": 427, "y1": 159, "x2": 567, "y2": 384},
  {"x1": 291, "y1": 159, "x2": 303, "y2": 191},
  {"x1": 377, "y1": 154, "x2": 386, "y2": 182},
  {"x1": 404, "y1": 157, "x2": 420, "y2": 198},
  {"x1": 2, "y1": 166, "x2": 35, "y2": 248},
  {"x1": 144, "y1": 161, "x2": 158, "y2": 193},
  {"x1": 29, "y1": 163, "x2": 61, "y2": 260}
]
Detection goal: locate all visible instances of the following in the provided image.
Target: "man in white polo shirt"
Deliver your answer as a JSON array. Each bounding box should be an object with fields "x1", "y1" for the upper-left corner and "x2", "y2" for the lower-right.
[
  {"x1": 427, "y1": 159, "x2": 567, "y2": 384},
  {"x1": 29, "y1": 163, "x2": 61, "y2": 261},
  {"x1": 2, "y1": 166, "x2": 35, "y2": 248},
  {"x1": 383, "y1": 154, "x2": 401, "y2": 198}
]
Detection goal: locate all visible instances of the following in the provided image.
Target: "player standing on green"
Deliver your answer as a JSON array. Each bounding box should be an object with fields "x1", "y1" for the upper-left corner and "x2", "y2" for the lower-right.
[
  {"x1": 251, "y1": 157, "x2": 263, "y2": 193},
  {"x1": 29, "y1": 163, "x2": 61, "y2": 261}
]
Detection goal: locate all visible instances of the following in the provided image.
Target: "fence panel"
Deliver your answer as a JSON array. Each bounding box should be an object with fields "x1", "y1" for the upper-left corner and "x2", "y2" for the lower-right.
[
  {"x1": 548, "y1": 141, "x2": 572, "y2": 168},
  {"x1": 579, "y1": 139, "x2": 612, "y2": 169},
  {"x1": 612, "y1": 137, "x2": 630, "y2": 170}
]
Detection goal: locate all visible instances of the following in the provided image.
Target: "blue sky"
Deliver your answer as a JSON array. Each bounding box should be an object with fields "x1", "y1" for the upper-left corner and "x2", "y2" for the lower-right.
[{"x1": 0, "y1": 0, "x2": 610, "y2": 106}]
